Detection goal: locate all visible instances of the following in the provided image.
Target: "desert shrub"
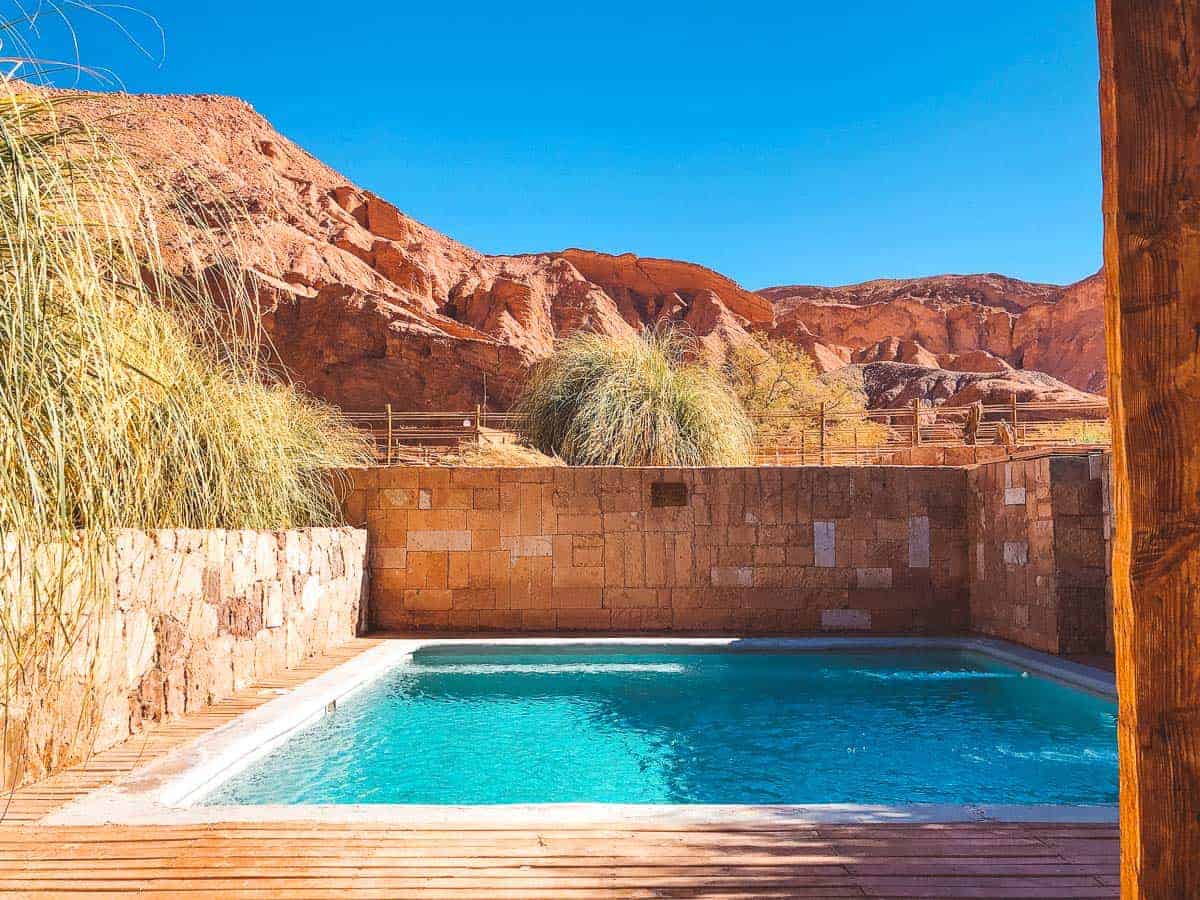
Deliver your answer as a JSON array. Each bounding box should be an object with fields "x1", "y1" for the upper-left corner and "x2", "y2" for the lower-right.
[
  {"x1": 0, "y1": 76, "x2": 368, "y2": 789},
  {"x1": 514, "y1": 327, "x2": 753, "y2": 466},
  {"x1": 1022, "y1": 419, "x2": 1112, "y2": 446},
  {"x1": 723, "y1": 338, "x2": 887, "y2": 450},
  {"x1": 440, "y1": 440, "x2": 566, "y2": 468}
]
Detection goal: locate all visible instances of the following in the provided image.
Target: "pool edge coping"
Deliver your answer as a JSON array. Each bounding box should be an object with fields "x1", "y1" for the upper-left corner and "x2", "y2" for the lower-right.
[{"x1": 42, "y1": 636, "x2": 1119, "y2": 828}]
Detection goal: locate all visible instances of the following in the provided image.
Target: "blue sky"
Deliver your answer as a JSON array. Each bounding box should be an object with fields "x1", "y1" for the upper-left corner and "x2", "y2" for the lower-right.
[{"x1": 34, "y1": 1, "x2": 1102, "y2": 289}]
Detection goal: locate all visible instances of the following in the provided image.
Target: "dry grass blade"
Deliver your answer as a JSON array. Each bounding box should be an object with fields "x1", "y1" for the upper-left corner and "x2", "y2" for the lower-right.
[
  {"x1": 440, "y1": 440, "x2": 565, "y2": 468},
  {"x1": 0, "y1": 50, "x2": 369, "y2": 793},
  {"x1": 515, "y1": 326, "x2": 753, "y2": 467}
]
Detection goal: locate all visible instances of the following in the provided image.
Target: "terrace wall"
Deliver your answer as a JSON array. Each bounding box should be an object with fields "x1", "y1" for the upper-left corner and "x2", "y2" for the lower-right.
[
  {"x1": 5, "y1": 527, "x2": 367, "y2": 790},
  {"x1": 966, "y1": 454, "x2": 1110, "y2": 655},
  {"x1": 347, "y1": 456, "x2": 1113, "y2": 655},
  {"x1": 343, "y1": 466, "x2": 970, "y2": 635},
  {"x1": 1101, "y1": 453, "x2": 1115, "y2": 654}
]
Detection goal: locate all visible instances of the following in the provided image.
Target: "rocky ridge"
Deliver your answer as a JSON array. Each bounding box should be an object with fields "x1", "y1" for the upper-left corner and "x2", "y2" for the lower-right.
[
  {"x1": 70, "y1": 88, "x2": 1106, "y2": 412},
  {"x1": 763, "y1": 272, "x2": 1107, "y2": 394}
]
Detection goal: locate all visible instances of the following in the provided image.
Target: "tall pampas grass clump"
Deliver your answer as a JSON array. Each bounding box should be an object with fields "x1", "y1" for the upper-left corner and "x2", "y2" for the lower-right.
[
  {"x1": 0, "y1": 46, "x2": 369, "y2": 790},
  {"x1": 515, "y1": 327, "x2": 753, "y2": 467}
]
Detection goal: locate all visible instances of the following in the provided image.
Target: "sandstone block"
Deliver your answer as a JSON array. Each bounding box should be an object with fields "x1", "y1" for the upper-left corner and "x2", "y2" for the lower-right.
[
  {"x1": 381, "y1": 488, "x2": 418, "y2": 509},
  {"x1": 407, "y1": 530, "x2": 472, "y2": 552},
  {"x1": 711, "y1": 566, "x2": 753, "y2": 587},
  {"x1": 371, "y1": 547, "x2": 407, "y2": 570},
  {"x1": 605, "y1": 588, "x2": 659, "y2": 608},
  {"x1": 572, "y1": 537, "x2": 604, "y2": 568},
  {"x1": 1004, "y1": 541, "x2": 1030, "y2": 566},
  {"x1": 476, "y1": 609, "x2": 524, "y2": 630},
  {"x1": 500, "y1": 534, "x2": 551, "y2": 562},
  {"x1": 450, "y1": 468, "x2": 500, "y2": 487},
  {"x1": 556, "y1": 608, "x2": 613, "y2": 631},
  {"x1": 556, "y1": 513, "x2": 603, "y2": 534},
  {"x1": 908, "y1": 516, "x2": 931, "y2": 569},
  {"x1": 552, "y1": 565, "x2": 604, "y2": 589},
  {"x1": 611, "y1": 608, "x2": 672, "y2": 631},
  {"x1": 473, "y1": 488, "x2": 499, "y2": 510},
  {"x1": 814, "y1": 521, "x2": 836, "y2": 568},
  {"x1": 821, "y1": 608, "x2": 872, "y2": 630},
  {"x1": 404, "y1": 589, "x2": 453, "y2": 611},
  {"x1": 856, "y1": 567, "x2": 893, "y2": 589}
]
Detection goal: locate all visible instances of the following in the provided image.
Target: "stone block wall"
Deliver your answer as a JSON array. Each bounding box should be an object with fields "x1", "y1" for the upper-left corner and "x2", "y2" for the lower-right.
[
  {"x1": 967, "y1": 454, "x2": 1109, "y2": 654},
  {"x1": 885, "y1": 446, "x2": 1012, "y2": 467},
  {"x1": 1101, "y1": 453, "x2": 1115, "y2": 654},
  {"x1": 5, "y1": 527, "x2": 367, "y2": 789},
  {"x1": 343, "y1": 466, "x2": 970, "y2": 635}
]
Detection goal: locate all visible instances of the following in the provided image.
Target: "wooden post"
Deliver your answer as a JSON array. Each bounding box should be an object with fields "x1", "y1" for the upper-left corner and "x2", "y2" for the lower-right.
[
  {"x1": 818, "y1": 402, "x2": 827, "y2": 465},
  {"x1": 475, "y1": 403, "x2": 482, "y2": 445},
  {"x1": 1097, "y1": 2, "x2": 1200, "y2": 894},
  {"x1": 911, "y1": 398, "x2": 920, "y2": 447},
  {"x1": 800, "y1": 428, "x2": 807, "y2": 466},
  {"x1": 385, "y1": 403, "x2": 393, "y2": 466},
  {"x1": 1010, "y1": 394, "x2": 1019, "y2": 445}
]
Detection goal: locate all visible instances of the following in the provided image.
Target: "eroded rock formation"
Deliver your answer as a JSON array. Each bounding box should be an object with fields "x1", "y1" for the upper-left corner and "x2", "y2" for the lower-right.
[
  {"x1": 763, "y1": 272, "x2": 1107, "y2": 394},
  {"x1": 64, "y1": 87, "x2": 1107, "y2": 411}
]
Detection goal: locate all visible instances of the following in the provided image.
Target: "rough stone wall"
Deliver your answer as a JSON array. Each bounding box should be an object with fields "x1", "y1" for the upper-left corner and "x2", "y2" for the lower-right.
[
  {"x1": 885, "y1": 446, "x2": 1012, "y2": 467},
  {"x1": 6, "y1": 527, "x2": 367, "y2": 789},
  {"x1": 1101, "y1": 453, "x2": 1115, "y2": 654},
  {"x1": 967, "y1": 455, "x2": 1109, "y2": 654},
  {"x1": 343, "y1": 466, "x2": 969, "y2": 635},
  {"x1": 1051, "y1": 455, "x2": 1111, "y2": 655}
]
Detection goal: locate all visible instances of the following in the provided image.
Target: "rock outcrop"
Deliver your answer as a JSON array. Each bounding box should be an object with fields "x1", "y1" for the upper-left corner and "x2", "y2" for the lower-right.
[
  {"x1": 830, "y1": 362, "x2": 1100, "y2": 410},
  {"x1": 763, "y1": 272, "x2": 1107, "y2": 394},
  {"x1": 62, "y1": 87, "x2": 1108, "y2": 412}
]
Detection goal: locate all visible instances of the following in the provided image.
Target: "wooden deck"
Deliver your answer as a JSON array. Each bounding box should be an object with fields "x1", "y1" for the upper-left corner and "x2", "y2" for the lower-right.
[
  {"x1": 1, "y1": 822, "x2": 1119, "y2": 898},
  {"x1": 0, "y1": 637, "x2": 1120, "y2": 898}
]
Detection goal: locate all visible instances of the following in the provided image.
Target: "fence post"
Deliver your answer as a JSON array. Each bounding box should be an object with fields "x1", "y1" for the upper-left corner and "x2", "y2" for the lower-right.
[
  {"x1": 911, "y1": 398, "x2": 920, "y2": 447},
  {"x1": 818, "y1": 403, "x2": 827, "y2": 465},
  {"x1": 475, "y1": 403, "x2": 482, "y2": 444},
  {"x1": 800, "y1": 427, "x2": 807, "y2": 466},
  {"x1": 386, "y1": 403, "x2": 393, "y2": 465},
  {"x1": 1010, "y1": 394, "x2": 1020, "y2": 445}
]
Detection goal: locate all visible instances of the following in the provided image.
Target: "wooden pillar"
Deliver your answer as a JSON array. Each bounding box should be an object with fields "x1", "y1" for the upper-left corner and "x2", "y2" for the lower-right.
[{"x1": 1096, "y1": 2, "x2": 1200, "y2": 894}]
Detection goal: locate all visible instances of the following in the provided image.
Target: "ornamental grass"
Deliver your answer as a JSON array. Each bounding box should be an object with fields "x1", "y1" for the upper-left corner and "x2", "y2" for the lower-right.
[
  {"x1": 514, "y1": 327, "x2": 754, "y2": 467},
  {"x1": 0, "y1": 70, "x2": 368, "y2": 791}
]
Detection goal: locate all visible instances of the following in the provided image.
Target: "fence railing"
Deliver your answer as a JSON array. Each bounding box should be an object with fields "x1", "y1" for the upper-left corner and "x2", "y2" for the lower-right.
[{"x1": 345, "y1": 399, "x2": 1112, "y2": 467}]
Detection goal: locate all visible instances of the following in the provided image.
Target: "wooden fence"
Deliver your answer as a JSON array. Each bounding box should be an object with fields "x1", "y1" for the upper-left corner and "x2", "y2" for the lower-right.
[{"x1": 344, "y1": 399, "x2": 1111, "y2": 466}]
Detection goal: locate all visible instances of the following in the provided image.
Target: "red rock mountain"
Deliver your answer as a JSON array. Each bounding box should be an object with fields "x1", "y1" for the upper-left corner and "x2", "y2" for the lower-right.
[
  {"x1": 69, "y1": 88, "x2": 1106, "y2": 411},
  {"x1": 762, "y1": 272, "x2": 1107, "y2": 395}
]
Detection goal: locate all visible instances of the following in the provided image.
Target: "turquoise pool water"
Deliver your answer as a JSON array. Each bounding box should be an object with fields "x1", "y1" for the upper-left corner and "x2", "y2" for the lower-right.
[{"x1": 203, "y1": 647, "x2": 1117, "y2": 806}]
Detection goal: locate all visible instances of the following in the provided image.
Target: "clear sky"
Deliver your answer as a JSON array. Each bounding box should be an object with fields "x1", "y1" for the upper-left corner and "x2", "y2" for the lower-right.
[{"x1": 34, "y1": 1, "x2": 1102, "y2": 289}]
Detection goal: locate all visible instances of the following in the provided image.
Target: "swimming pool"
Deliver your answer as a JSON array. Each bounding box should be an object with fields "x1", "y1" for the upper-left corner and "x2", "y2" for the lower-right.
[{"x1": 202, "y1": 644, "x2": 1117, "y2": 807}]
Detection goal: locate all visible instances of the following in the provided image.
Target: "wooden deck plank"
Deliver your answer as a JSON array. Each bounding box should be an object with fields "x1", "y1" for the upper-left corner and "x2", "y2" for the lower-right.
[{"x1": 0, "y1": 821, "x2": 1119, "y2": 897}]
